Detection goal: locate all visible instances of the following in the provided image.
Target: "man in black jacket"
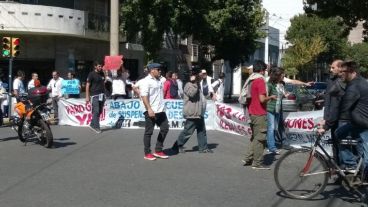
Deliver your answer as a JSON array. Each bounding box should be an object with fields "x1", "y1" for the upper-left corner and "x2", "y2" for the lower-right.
[
  {"x1": 321, "y1": 60, "x2": 345, "y2": 163},
  {"x1": 335, "y1": 61, "x2": 368, "y2": 171}
]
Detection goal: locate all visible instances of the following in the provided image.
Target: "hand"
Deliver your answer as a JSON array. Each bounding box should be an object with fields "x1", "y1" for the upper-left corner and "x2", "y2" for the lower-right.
[
  {"x1": 305, "y1": 82, "x2": 314, "y2": 87},
  {"x1": 317, "y1": 128, "x2": 325, "y2": 135},
  {"x1": 85, "y1": 96, "x2": 90, "y2": 103},
  {"x1": 190, "y1": 75, "x2": 196, "y2": 82},
  {"x1": 148, "y1": 108, "x2": 155, "y2": 118},
  {"x1": 319, "y1": 119, "x2": 326, "y2": 126},
  {"x1": 212, "y1": 94, "x2": 217, "y2": 101},
  {"x1": 270, "y1": 95, "x2": 277, "y2": 100}
]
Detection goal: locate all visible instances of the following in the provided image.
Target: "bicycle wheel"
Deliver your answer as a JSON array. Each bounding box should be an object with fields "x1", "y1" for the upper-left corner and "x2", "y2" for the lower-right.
[{"x1": 274, "y1": 148, "x2": 329, "y2": 199}]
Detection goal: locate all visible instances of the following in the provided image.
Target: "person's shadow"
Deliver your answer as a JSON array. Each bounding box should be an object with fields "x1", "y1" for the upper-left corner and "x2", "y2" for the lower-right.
[
  {"x1": 0, "y1": 136, "x2": 18, "y2": 142},
  {"x1": 165, "y1": 143, "x2": 219, "y2": 156},
  {"x1": 52, "y1": 138, "x2": 77, "y2": 149}
]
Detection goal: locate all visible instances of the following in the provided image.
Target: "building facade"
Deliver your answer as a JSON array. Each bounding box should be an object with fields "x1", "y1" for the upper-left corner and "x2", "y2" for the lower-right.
[{"x1": 0, "y1": 0, "x2": 185, "y2": 86}]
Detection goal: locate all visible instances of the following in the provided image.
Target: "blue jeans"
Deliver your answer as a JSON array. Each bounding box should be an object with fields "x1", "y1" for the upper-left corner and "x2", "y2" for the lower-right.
[
  {"x1": 356, "y1": 129, "x2": 368, "y2": 173},
  {"x1": 335, "y1": 122, "x2": 357, "y2": 167},
  {"x1": 177, "y1": 117, "x2": 208, "y2": 151},
  {"x1": 267, "y1": 112, "x2": 280, "y2": 152}
]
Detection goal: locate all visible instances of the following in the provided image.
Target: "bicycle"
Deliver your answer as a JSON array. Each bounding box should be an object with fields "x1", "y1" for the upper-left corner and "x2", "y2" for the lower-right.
[{"x1": 274, "y1": 131, "x2": 368, "y2": 202}]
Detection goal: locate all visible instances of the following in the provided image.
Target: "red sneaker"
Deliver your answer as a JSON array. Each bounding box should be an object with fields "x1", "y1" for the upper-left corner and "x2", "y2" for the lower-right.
[
  {"x1": 144, "y1": 153, "x2": 156, "y2": 161},
  {"x1": 153, "y1": 151, "x2": 169, "y2": 159}
]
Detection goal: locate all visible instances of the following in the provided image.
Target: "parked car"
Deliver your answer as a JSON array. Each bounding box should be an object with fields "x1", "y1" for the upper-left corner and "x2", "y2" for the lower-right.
[
  {"x1": 306, "y1": 82, "x2": 327, "y2": 95},
  {"x1": 282, "y1": 84, "x2": 316, "y2": 112}
]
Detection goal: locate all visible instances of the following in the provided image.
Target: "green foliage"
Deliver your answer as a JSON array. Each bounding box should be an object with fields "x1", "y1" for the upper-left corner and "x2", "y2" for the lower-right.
[
  {"x1": 120, "y1": 0, "x2": 265, "y2": 66},
  {"x1": 304, "y1": 0, "x2": 368, "y2": 41},
  {"x1": 346, "y1": 43, "x2": 368, "y2": 75},
  {"x1": 286, "y1": 14, "x2": 349, "y2": 62},
  {"x1": 282, "y1": 36, "x2": 327, "y2": 75}
]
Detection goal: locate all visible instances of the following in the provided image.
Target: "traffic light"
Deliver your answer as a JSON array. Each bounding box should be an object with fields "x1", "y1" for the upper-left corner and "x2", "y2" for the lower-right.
[
  {"x1": 11, "y1": 37, "x2": 20, "y2": 57},
  {"x1": 2, "y1": 37, "x2": 11, "y2": 58}
]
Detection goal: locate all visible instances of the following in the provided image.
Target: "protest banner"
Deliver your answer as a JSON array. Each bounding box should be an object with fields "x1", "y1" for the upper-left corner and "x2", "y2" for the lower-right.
[
  {"x1": 103, "y1": 55, "x2": 123, "y2": 70},
  {"x1": 58, "y1": 99, "x2": 215, "y2": 129},
  {"x1": 61, "y1": 79, "x2": 80, "y2": 95},
  {"x1": 214, "y1": 102, "x2": 252, "y2": 137}
]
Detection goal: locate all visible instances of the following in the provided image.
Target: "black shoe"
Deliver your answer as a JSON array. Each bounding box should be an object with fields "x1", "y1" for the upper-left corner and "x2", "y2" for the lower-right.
[
  {"x1": 88, "y1": 125, "x2": 102, "y2": 134},
  {"x1": 242, "y1": 159, "x2": 252, "y2": 166},
  {"x1": 199, "y1": 149, "x2": 213, "y2": 153}
]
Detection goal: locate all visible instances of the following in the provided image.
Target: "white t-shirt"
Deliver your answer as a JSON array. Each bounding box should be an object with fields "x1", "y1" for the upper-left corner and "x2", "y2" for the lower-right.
[
  {"x1": 13, "y1": 78, "x2": 25, "y2": 94},
  {"x1": 112, "y1": 77, "x2": 126, "y2": 96},
  {"x1": 27, "y1": 79, "x2": 35, "y2": 90},
  {"x1": 140, "y1": 74, "x2": 165, "y2": 113},
  {"x1": 47, "y1": 77, "x2": 64, "y2": 98}
]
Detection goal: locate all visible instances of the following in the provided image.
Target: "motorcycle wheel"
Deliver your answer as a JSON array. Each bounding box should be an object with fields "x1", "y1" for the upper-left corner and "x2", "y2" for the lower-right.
[
  {"x1": 38, "y1": 119, "x2": 53, "y2": 148},
  {"x1": 17, "y1": 119, "x2": 26, "y2": 143}
]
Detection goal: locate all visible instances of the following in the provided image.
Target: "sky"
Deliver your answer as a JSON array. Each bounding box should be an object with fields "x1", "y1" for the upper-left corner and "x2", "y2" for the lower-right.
[{"x1": 262, "y1": 0, "x2": 305, "y2": 45}]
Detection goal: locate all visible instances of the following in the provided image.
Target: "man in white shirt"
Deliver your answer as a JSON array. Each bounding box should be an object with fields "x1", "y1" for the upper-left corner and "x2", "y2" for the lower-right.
[
  {"x1": 199, "y1": 69, "x2": 215, "y2": 100},
  {"x1": 27, "y1": 73, "x2": 39, "y2": 90},
  {"x1": 211, "y1": 72, "x2": 225, "y2": 102},
  {"x1": 140, "y1": 63, "x2": 169, "y2": 161},
  {"x1": 13, "y1": 70, "x2": 26, "y2": 97},
  {"x1": 47, "y1": 71, "x2": 64, "y2": 121}
]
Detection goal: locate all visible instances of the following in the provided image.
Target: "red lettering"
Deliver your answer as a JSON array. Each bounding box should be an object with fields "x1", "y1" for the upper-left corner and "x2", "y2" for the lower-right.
[
  {"x1": 75, "y1": 114, "x2": 88, "y2": 125},
  {"x1": 302, "y1": 119, "x2": 307, "y2": 129},
  {"x1": 308, "y1": 118, "x2": 314, "y2": 130}
]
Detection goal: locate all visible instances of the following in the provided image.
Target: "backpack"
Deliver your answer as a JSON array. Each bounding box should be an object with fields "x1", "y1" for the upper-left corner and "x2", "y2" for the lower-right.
[
  {"x1": 169, "y1": 80, "x2": 179, "y2": 98},
  {"x1": 238, "y1": 81, "x2": 252, "y2": 105}
]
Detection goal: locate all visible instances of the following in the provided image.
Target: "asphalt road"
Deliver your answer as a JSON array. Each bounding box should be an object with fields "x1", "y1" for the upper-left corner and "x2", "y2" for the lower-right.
[{"x1": 0, "y1": 126, "x2": 366, "y2": 207}]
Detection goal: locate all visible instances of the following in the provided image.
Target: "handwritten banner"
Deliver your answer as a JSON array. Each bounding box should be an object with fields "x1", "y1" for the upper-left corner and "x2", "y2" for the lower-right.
[
  {"x1": 61, "y1": 80, "x2": 80, "y2": 95},
  {"x1": 58, "y1": 99, "x2": 215, "y2": 130},
  {"x1": 214, "y1": 102, "x2": 252, "y2": 136},
  {"x1": 58, "y1": 99, "x2": 330, "y2": 154}
]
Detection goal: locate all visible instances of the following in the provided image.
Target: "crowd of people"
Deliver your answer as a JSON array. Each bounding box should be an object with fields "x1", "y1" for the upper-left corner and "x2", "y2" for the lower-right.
[
  {"x1": 0, "y1": 61, "x2": 225, "y2": 161},
  {"x1": 1, "y1": 58, "x2": 366, "y2": 171}
]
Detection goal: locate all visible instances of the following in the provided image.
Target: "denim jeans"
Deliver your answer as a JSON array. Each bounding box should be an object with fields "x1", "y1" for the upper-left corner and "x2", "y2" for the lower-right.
[
  {"x1": 355, "y1": 129, "x2": 368, "y2": 174},
  {"x1": 335, "y1": 121, "x2": 359, "y2": 168},
  {"x1": 143, "y1": 112, "x2": 169, "y2": 154},
  {"x1": 267, "y1": 112, "x2": 280, "y2": 152},
  {"x1": 177, "y1": 117, "x2": 208, "y2": 151},
  {"x1": 90, "y1": 95, "x2": 105, "y2": 129}
]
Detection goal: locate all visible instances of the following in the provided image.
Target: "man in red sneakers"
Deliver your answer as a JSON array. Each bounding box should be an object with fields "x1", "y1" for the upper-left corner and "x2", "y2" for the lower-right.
[{"x1": 140, "y1": 63, "x2": 169, "y2": 160}]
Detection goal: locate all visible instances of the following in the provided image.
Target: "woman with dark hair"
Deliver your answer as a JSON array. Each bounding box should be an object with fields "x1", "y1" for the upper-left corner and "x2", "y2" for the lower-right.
[{"x1": 266, "y1": 67, "x2": 286, "y2": 155}]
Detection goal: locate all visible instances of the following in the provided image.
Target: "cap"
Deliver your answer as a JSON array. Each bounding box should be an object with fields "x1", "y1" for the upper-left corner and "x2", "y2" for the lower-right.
[
  {"x1": 147, "y1": 63, "x2": 162, "y2": 71},
  {"x1": 201, "y1": 69, "x2": 207, "y2": 74}
]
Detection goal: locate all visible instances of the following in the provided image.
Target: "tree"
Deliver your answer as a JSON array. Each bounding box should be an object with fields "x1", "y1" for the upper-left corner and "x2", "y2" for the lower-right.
[
  {"x1": 120, "y1": 0, "x2": 265, "y2": 66},
  {"x1": 346, "y1": 43, "x2": 368, "y2": 76},
  {"x1": 282, "y1": 36, "x2": 327, "y2": 76},
  {"x1": 285, "y1": 14, "x2": 349, "y2": 63},
  {"x1": 304, "y1": 1, "x2": 368, "y2": 30}
]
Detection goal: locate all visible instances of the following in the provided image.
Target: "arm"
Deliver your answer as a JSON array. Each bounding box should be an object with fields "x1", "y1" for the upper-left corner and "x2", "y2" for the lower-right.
[
  {"x1": 140, "y1": 81, "x2": 155, "y2": 118},
  {"x1": 184, "y1": 83, "x2": 199, "y2": 98},
  {"x1": 85, "y1": 82, "x2": 90, "y2": 102},
  {"x1": 284, "y1": 77, "x2": 311, "y2": 86},
  {"x1": 340, "y1": 86, "x2": 360, "y2": 116},
  {"x1": 259, "y1": 94, "x2": 276, "y2": 103}
]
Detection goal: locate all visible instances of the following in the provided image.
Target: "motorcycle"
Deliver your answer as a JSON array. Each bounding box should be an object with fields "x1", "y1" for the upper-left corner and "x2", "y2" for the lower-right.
[{"x1": 11, "y1": 86, "x2": 53, "y2": 148}]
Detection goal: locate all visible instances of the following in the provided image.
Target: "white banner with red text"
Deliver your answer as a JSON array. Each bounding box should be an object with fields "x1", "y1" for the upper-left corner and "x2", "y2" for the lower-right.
[
  {"x1": 58, "y1": 98, "x2": 215, "y2": 130},
  {"x1": 213, "y1": 103, "x2": 332, "y2": 155}
]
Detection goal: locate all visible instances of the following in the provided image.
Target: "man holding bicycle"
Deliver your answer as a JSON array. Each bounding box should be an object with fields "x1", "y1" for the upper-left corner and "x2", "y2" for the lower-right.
[{"x1": 319, "y1": 61, "x2": 368, "y2": 172}]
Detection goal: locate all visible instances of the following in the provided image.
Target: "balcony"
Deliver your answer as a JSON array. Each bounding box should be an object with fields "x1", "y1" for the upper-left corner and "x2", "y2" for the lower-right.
[{"x1": 0, "y1": 2, "x2": 85, "y2": 36}]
